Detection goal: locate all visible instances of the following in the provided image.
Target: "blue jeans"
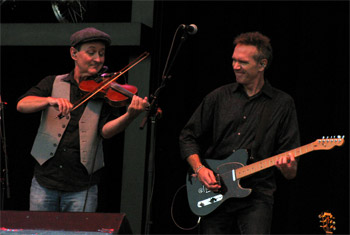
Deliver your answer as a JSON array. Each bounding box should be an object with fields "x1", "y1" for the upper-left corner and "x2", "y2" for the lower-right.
[
  {"x1": 199, "y1": 196, "x2": 273, "y2": 234},
  {"x1": 30, "y1": 177, "x2": 98, "y2": 212}
]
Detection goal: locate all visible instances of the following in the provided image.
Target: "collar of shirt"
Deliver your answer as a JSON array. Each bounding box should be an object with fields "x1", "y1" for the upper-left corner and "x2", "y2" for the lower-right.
[
  {"x1": 232, "y1": 80, "x2": 275, "y2": 99},
  {"x1": 62, "y1": 71, "x2": 78, "y2": 85}
]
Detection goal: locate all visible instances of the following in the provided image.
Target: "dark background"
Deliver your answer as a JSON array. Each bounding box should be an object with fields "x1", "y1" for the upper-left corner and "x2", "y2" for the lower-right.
[{"x1": 1, "y1": 1, "x2": 349, "y2": 234}]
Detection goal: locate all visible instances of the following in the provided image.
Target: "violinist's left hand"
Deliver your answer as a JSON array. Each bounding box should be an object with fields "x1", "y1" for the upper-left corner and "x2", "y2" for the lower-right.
[
  {"x1": 275, "y1": 152, "x2": 298, "y2": 180},
  {"x1": 127, "y1": 96, "x2": 149, "y2": 118},
  {"x1": 102, "y1": 96, "x2": 149, "y2": 139}
]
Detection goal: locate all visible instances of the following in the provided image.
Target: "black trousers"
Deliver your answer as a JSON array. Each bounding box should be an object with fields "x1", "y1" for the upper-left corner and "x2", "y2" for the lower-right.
[{"x1": 199, "y1": 195, "x2": 273, "y2": 234}]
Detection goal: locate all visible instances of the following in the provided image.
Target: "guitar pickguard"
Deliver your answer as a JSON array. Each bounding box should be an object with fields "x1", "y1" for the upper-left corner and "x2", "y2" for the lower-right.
[{"x1": 186, "y1": 149, "x2": 252, "y2": 216}]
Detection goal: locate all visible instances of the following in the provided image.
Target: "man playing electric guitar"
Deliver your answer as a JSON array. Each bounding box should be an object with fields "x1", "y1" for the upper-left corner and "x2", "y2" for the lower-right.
[{"x1": 179, "y1": 32, "x2": 300, "y2": 234}]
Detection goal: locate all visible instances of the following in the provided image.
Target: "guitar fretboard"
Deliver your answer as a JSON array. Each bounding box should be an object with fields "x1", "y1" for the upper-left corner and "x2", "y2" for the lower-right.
[{"x1": 235, "y1": 142, "x2": 315, "y2": 179}]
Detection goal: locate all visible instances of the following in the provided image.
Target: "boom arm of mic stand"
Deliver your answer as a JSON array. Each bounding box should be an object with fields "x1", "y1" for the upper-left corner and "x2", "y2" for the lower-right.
[{"x1": 139, "y1": 31, "x2": 189, "y2": 129}]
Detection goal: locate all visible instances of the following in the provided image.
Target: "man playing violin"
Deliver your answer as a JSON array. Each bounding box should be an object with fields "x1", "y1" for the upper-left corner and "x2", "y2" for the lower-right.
[
  {"x1": 17, "y1": 27, "x2": 149, "y2": 212},
  {"x1": 179, "y1": 32, "x2": 300, "y2": 234}
]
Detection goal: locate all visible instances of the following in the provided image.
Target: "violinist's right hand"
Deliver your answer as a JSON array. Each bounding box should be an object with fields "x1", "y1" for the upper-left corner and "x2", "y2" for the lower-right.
[
  {"x1": 47, "y1": 97, "x2": 73, "y2": 116},
  {"x1": 17, "y1": 96, "x2": 73, "y2": 115}
]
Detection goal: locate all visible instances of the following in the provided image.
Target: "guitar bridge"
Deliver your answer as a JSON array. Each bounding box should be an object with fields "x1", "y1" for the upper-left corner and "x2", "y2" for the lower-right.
[{"x1": 197, "y1": 194, "x2": 223, "y2": 208}]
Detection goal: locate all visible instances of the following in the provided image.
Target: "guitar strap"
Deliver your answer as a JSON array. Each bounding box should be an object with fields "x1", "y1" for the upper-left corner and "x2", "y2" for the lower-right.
[{"x1": 250, "y1": 96, "x2": 275, "y2": 161}]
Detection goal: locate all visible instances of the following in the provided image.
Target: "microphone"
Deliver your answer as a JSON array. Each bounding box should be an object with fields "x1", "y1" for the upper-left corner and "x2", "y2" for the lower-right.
[{"x1": 181, "y1": 24, "x2": 198, "y2": 35}]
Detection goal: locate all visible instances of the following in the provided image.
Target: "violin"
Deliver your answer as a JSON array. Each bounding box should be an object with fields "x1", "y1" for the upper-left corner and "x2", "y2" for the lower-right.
[
  {"x1": 57, "y1": 51, "x2": 149, "y2": 118},
  {"x1": 79, "y1": 73, "x2": 138, "y2": 108}
]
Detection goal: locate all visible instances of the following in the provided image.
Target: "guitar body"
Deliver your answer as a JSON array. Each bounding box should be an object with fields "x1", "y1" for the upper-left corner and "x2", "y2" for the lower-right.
[
  {"x1": 186, "y1": 149, "x2": 252, "y2": 216},
  {"x1": 186, "y1": 136, "x2": 345, "y2": 217}
]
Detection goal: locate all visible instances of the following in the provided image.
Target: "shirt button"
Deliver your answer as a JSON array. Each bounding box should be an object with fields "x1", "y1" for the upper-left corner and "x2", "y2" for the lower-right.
[
  {"x1": 63, "y1": 148, "x2": 67, "y2": 152},
  {"x1": 237, "y1": 132, "x2": 241, "y2": 136},
  {"x1": 59, "y1": 165, "x2": 63, "y2": 168},
  {"x1": 243, "y1": 116, "x2": 247, "y2": 120}
]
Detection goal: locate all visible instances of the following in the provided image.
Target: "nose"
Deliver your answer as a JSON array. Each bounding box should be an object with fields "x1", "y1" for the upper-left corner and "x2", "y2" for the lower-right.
[
  {"x1": 233, "y1": 61, "x2": 241, "y2": 70},
  {"x1": 94, "y1": 54, "x2": 104, "y2": 63}
]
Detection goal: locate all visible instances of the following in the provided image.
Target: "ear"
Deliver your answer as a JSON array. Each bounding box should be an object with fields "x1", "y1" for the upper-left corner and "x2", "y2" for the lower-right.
[
  {"x1": 70, "y1": 47, "x2": 78, "y2": 60},
  {"x1": 258, "y1": 58, "x2": 268, "y2": 71}
]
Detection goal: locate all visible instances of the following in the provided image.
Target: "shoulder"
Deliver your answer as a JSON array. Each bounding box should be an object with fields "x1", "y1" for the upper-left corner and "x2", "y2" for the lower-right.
[
  {"x1": 264, "y1": 81, "x2": 295, "y2": 105},
  {"x1": 199, "y1": 83, "x2": 237, "y2": 108},
  {"x1": 267, "y1": 85, "x2": 297, "y2": 115},
  {"x1": 271, "y1": 87, "x2": 295, "y2": 105}
]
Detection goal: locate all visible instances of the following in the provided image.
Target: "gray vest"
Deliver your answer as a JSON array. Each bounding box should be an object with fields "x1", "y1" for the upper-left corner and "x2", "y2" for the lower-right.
[{"x1": 31, "y1": 74, "x2": 104, "y2": 174}]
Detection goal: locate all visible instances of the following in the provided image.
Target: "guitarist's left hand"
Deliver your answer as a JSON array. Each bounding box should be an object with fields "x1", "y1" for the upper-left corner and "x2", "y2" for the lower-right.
[{"x1": 275, "y1": 152, "x2": 298, "y2": 179}]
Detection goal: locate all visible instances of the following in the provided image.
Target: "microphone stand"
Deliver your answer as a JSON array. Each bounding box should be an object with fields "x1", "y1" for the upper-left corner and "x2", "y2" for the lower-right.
[
  {"x1": 140, "y1": 25, "x2": 192, "y2": 234},
  {"x1": 0, "y1": 96, "x2": 10, "y2": 210}
]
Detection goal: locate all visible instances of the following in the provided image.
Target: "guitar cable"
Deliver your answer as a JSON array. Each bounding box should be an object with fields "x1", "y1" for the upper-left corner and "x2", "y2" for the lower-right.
[{"x1": 170, "y1": 184, "x2": 201, "y2": 231}]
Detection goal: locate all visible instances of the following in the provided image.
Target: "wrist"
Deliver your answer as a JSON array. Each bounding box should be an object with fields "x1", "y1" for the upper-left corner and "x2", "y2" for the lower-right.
[{"x1": 195, "y1": 164, "x2": 205, "y2": 174}]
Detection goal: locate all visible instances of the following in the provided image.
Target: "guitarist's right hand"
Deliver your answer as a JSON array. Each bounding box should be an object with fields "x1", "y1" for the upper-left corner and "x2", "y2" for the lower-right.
[
  {"x1": 187, "y1": 154, "x2": 221, "y2": 192},
  {"x1": 197, "y1": 167, "x2": 221, "y2": 192}
]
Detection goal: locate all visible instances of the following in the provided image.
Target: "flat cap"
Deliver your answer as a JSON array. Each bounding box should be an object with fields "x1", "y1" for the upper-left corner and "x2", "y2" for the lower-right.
[{"x1": 70, "y1": 27, "x2": 112, "y2": 47}]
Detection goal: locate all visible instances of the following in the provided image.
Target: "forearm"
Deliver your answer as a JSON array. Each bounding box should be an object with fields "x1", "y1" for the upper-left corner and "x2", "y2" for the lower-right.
[
  {"x1": 101, "y1": 112, "x2": 136, "y2": 139},
  {"x1": 101, "y1": 95, "x2": 149, "y2": 139},
  {"x1": 17, "y1": 96, "x2": 50, "y2": 113},
  {"x1": 186, "y1": 154, "x2": 204, "y2": 173}
]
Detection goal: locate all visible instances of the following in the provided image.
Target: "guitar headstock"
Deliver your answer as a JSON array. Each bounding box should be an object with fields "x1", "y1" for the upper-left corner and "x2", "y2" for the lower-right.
[
  {"x1": 313, "y1": 136, "x2": 345, "y2": 150},
  {"x1": 319, "y1": 211, "x2": 336, "y2": 234}
]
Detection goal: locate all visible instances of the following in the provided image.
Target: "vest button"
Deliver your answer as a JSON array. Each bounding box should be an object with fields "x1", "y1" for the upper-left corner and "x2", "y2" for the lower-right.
[
  {"x1": 53, "y1": 143, "x2": 57, "y2": 147},
  {"x1": 50, "y1": 152, "x2": 53, "y2": 156}
]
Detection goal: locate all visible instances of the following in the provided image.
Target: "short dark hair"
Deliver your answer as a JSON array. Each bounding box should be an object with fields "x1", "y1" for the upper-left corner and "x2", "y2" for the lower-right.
[{"x1": 234, "y1": 32, "x2": 273, "y2": 68}]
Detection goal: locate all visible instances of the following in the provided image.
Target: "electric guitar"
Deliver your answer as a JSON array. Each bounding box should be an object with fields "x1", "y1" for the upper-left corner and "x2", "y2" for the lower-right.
[
  {"x1": 186, "y1": 136, "x2": 345, "y2": 216},
  {"x1": 319, "y1": 211, "x2": 336, "y2": 234}
]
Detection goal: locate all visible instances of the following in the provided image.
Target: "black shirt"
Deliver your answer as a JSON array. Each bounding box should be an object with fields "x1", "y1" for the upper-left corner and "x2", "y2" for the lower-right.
[
  {"x1": 19, "y1": 71, "x2": 117, "y2": 192},
  {"x1": 179, "y1": 81, "x2": 300, "y2": 200}
]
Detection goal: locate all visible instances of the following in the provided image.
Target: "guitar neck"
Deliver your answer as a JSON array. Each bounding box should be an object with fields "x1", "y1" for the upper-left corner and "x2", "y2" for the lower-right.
[{"x1": 235, "y1": 142, "x2": 315, "y2": 179}]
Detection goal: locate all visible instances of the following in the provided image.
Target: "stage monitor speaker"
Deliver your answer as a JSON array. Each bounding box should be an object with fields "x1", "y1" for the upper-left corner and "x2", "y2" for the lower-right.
[{"x1": 0, "y1": 210, "x2": 132, "y2": 234}]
